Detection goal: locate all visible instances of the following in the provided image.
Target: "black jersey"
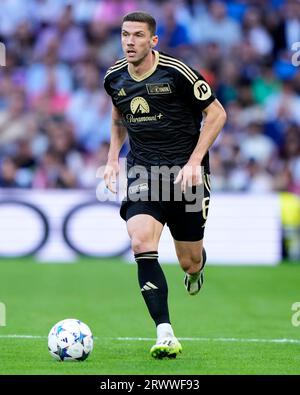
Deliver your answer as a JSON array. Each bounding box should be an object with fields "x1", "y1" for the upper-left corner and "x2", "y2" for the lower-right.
[{"x1": 104, "y1": 51, "x2": 215, "y2": 172}]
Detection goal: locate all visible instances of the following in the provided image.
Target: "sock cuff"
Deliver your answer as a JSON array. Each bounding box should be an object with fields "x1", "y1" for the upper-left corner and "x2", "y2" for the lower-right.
[{"x1": 134, "y1": 251, "x2": 158, "y2": 261}]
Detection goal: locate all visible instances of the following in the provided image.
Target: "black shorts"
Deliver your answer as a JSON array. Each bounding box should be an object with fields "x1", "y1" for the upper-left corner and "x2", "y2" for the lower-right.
[{"x1": 120, "y1": 172, "x2": 211, "y2": 242}]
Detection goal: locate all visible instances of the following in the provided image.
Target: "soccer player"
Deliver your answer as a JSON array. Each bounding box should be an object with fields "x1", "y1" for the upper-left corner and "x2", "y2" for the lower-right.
[{"x1": 103, "y1": 11, "x2": 226, "y2": 359}]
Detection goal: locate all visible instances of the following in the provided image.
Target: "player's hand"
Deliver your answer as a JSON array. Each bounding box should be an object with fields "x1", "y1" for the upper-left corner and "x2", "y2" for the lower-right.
[
  {"x1": 174, "y1": 161, "x2": 203, "y2": 193},
  {"x1": 103, "y1": 161, "x2": 119, "y2": 194}
]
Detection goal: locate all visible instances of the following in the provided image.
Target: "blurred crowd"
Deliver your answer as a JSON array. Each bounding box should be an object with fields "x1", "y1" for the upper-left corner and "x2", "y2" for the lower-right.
[{"x1": 0, "y1": 0, "x2": 299, "y2": 194}]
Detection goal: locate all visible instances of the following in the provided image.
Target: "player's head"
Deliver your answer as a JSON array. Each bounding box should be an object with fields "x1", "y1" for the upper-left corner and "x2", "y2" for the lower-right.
[{"x1": 121, "y1": 11, "x2": 158, "y2": 64}]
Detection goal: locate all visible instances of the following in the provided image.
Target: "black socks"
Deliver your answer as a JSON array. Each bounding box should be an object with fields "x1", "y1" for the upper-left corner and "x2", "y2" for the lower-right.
[{"x1": 135, "y1": 251, "x2": 170, "y2": 326}]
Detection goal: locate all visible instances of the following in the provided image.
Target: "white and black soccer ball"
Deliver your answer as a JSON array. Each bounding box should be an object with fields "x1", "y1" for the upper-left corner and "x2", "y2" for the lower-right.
[{"x1": 48, "y1": 318, "x2": 93, "y2": 361}]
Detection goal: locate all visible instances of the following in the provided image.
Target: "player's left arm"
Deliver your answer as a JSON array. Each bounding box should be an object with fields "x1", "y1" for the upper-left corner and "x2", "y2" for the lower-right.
[
  {"x1": 173, "y1": 62, "x2": 227, "y2": 191},
  {"x1": 176, "y1": 99, "x2": 226, "y2": 192},
  {"x1": 189, "y1": 98, "x2": 227, "y2": 165},
  {"x1": 175, "y1": 99, "x2": 226, "y2": 192}
]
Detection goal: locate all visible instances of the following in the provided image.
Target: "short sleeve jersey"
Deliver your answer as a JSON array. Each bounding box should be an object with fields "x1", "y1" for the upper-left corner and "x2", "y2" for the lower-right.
[{"x1": 104, "y1": 51, "x2": 215, "y2": 173}]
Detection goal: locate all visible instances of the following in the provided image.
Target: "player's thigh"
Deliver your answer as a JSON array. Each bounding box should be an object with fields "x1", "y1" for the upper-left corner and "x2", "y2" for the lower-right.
[
  {"x1": 167, "y1": 205, "x2": 208, "y2": 243},
  {"x1": 173, "y1": 239, "x2": 203, "y2": 270},
  {"x1": 167, "y1": 175, "x2": 211, "y2": 244},
  {"x1": 127, "y1": 214, "x2": 164, "y2": 253}
]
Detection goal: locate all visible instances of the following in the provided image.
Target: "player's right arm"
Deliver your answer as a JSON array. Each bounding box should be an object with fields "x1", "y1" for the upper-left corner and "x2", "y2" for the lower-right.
[{"x1": 104, "y1": 105, "x2": 127, "y2": 193}]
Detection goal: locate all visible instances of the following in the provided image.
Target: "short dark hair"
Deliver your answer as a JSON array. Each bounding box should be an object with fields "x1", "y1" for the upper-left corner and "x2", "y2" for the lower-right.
[{"x1": 122, "y1": 11, "x2": 156, "y2": 36}]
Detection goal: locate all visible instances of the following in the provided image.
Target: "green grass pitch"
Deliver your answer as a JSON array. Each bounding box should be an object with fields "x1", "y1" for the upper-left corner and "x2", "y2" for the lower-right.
[{"x1": 0, "y1": 257, "x2": 299, "y2": 375}]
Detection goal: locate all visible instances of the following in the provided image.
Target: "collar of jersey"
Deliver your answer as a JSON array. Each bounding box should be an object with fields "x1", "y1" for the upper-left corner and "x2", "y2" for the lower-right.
[{"x1": 127, "y1": 50, "x2": 159, "y2": 82}]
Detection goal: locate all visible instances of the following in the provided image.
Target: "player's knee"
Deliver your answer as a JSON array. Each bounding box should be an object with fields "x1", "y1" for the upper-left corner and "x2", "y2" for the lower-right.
[
  {"x1": 131, "y1": 234, "x2": 155, "y2": 254},
  {"x1": 178, "y1": 255, "x2": 201, "y2": 273}
]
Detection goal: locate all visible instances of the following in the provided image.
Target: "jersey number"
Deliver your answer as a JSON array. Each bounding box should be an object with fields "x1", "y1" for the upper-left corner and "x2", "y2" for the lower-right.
[{"x1": 202, "y1": 197, "x2": 210, "y2": 220}]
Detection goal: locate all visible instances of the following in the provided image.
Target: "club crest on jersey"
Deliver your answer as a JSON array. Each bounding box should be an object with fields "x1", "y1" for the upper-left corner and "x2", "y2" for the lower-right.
[{"x1": 146, "y1": 83, "x2": 172, "y2": 95}]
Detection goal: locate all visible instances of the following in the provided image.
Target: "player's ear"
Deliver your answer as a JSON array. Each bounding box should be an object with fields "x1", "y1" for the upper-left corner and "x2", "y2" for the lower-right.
[{"x1": 151, "y1": 35, "x2": 158, "y2": 48}]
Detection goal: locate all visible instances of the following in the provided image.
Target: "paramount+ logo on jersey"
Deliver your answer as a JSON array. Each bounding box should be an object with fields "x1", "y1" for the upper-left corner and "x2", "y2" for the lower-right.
[{"x1": 126, "y1": 96, "x2": 163, "y2": 123}]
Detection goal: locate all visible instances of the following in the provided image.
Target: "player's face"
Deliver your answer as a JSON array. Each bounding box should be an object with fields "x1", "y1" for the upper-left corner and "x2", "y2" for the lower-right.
[{"x1": 121, "y1": 21, "x2": 158, "y2": 64}]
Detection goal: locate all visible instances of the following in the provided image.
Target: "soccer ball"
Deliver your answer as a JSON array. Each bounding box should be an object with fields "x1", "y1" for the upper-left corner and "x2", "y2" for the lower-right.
[{"x1": 48, "y1": 318, "x2": 93, "y2": 361}]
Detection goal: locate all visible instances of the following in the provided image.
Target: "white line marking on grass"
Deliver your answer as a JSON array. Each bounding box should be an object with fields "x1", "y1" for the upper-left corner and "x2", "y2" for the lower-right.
[
  {"x1": 115, "y1": 337, "x2": 300, "y2": 344},
  {"x1": 0, "y1": 335, "x2": 299, "y2": 344}
]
